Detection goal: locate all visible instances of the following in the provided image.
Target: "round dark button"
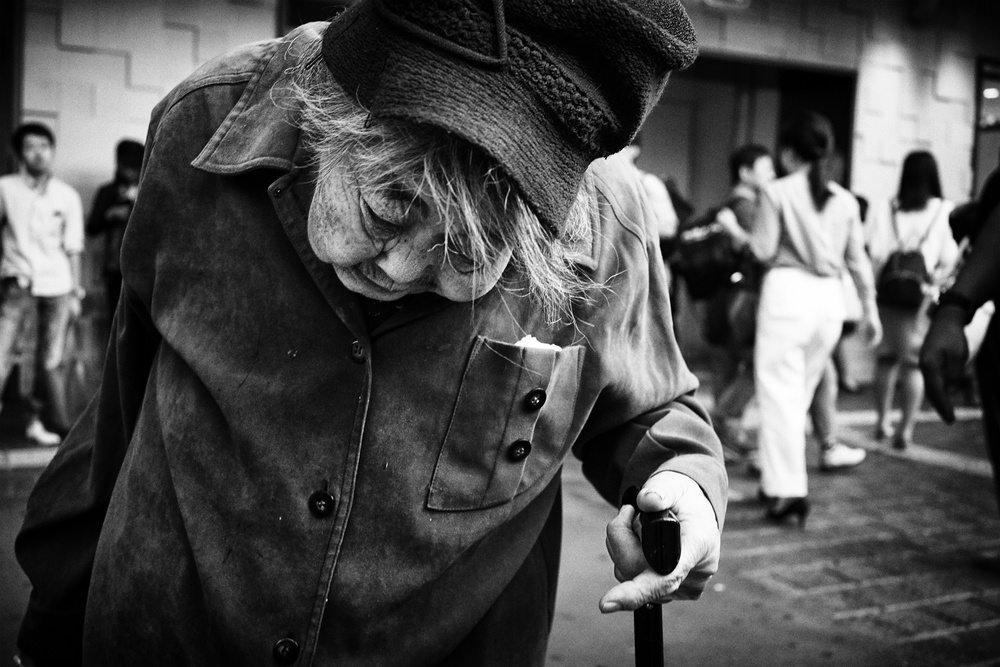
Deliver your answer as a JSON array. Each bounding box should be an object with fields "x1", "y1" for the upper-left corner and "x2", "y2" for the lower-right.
[
  {"x1": 350, "y1": 340, "x2": 366, "y2": 363},
  {"x1": 524, "y1": 388, "x2": 546, "y2": 411},
  {"x1": 507, "y1": 440, "x2": 532, "y2": 462},
  {"x1": 273, "y1": 188, "x2": 283, "y2": 199},
  {"x1": 273, "y1": 638, "x2": 299, "y2": 665},
  {"x1": 308, "y1": 491, "x2": 335, "y2": 518}
]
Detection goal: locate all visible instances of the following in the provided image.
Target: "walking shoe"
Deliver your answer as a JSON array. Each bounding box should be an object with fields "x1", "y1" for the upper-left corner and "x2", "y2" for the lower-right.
[
  {"x1": 819, "y1": 441, "x2": 865, "y2": 471},
  {"x1": 25, "y1": 418, "x2": 61, "y2": 447}
]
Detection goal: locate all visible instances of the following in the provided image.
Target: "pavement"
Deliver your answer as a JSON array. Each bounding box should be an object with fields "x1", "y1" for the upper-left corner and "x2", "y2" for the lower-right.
[{"x1": 2, "y1": 378, "x2": 999, "y2": 666}]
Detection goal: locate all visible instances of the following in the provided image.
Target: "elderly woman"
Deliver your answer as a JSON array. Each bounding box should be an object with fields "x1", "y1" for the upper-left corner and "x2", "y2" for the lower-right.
[{"x1": 15, "y1": 2, "x2": 726, "y2": 666}]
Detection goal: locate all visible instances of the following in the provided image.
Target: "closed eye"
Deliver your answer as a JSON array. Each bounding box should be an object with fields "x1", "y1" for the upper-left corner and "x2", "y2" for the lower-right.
[{"x1": 360, "y1": 197, "x2": 403, "y2": 239}]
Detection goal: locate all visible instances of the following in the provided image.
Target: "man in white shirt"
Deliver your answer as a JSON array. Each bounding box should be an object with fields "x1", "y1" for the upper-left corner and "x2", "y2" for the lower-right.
[{"x1": 0, "y1": 122, "x2": 85, "y2": 446}]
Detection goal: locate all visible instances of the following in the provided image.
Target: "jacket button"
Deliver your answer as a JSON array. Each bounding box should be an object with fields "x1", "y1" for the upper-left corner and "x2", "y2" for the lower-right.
[
  {"x1": 507, "y1": 440, "x2": 532, "y2": 462},
  {"x1": 350, "y1": 340, "x2": 366, "y2": 363},
  {"x1": 274, "y1": 187, "x2": 283, "y2": 199},
  {"x1": 523, "y1": 388, "x2": 546, "y2": 411},
  {"x1": 273, "y1": 638, "x2": 299, "y2": 665},
  {"x1": 308, "y1": 491, "x2": 335, "y2": 518}
]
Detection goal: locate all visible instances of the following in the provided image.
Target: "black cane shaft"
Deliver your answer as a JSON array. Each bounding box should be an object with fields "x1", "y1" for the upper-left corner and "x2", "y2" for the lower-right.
[
  {"x1": 633, "y1": 509, "x2": 680, "y2": 667},
  {"x1": 634, "y1": 603, "x2": 663, "y2": 667}
]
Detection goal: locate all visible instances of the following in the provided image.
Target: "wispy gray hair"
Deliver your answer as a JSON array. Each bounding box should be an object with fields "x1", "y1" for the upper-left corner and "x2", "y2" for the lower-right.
[{"x1": 290, "y1": 42, "x2": 593, "y2": 322}]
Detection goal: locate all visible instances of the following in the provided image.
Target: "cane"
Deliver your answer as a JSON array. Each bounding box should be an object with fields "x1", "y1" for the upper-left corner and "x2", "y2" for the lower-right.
[{"x1": 630, "y1": 494, "x2": 682, "y2": 667}]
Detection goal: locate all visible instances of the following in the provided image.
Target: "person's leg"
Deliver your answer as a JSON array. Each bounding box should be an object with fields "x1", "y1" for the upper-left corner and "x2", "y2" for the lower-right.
[
  {"x1": 874, "y1": 355, "x2": 899, "y2": 439},
  {"x1": 800, "y1": 285, "x2": 865, "y2": 471},
  {"x1": 833, "y1": 326, "x2": 860, "y2": 393},
  {"x1": 894, "y1": 363, "x2": 923, "y2": 448},
  {"x1": 755, "y1": 334, "x2": 808, "y2": 498},
  {"x1": 0, "y1": 280, "x2": 35, "y2": 417},
  {"x1": 714, "y1": 357, "x2": 755, "y2": 445},
  {"x1": 754, "y1": 273, "x2": 811, "y2": 500},
  {"x1": 892, "y1": 309, "x2": 932, "y2": 449},
  {"x1": 35, "y1": 294, "x2": 74, "y2": 434},
  {"x1": 809, "y1": 358, "x2": 837, "y2": 444}
]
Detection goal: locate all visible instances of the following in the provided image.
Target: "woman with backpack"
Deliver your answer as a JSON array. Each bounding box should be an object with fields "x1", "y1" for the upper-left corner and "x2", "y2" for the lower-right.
[
  {"x1": 747, "y1": 111, "x2": 882, "y2": 527},
  {"x1": 868, "y1": 151, "x2": 960, "y2": 451}
]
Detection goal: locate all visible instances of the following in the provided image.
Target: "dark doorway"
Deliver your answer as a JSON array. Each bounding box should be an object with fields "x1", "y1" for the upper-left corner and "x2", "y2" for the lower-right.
[
  {"x1": 639, "y1": 55, "x2": 858, "y2": 361},
  {"x1": 0, "y1": 0, "x2": 25, "y2": 174},
  {"x1": 637, "y1": 55, "x2": 857, "y2": 216}
]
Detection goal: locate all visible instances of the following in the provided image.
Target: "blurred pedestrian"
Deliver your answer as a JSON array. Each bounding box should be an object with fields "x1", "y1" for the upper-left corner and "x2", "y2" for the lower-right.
[
  {"x1": 868, "y1": 151, "x2": 959, "y2": 450},
  {"x1": 921, "y1": 163, "x2": 1000, "y2": 573},
  {"x1": 87, "y1": 138, "x2": 144, "y2": 323},
  {"x1": 0, "y1": 123, "x2": 85, "y2": 445},
  {"x1": 712, "y1": 144, "x2": 775, "y2": 459},
  {"x1": 748, "y1": 111, "x2": 881, "y2": 527},
  {"x1": 621, "y1": 134, "x2": 680, "y2": 255},
  {"x1": 13, "y1": 4, "x2": 726, "y2": 666}
]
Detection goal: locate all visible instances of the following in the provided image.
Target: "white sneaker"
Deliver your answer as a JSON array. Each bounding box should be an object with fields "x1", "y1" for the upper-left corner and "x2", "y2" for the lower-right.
[
  {"x1": 820, "y1": 441, "x2": 865, "y2": 471},
  {"x1": 25, "y1": 419, "x2": 61, "y2": 447}
]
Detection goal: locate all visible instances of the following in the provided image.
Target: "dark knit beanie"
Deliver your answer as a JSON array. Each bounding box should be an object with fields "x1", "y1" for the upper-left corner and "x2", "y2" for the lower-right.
[{"x1": 321, "y1": 0, "x2": 698, "y2": 236}]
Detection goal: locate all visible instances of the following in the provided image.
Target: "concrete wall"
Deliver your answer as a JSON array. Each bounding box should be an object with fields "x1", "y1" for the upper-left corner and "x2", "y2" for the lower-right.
[
  {"x1": 22, "y1": 0, "x2": 279, "y2": 227},
  {"x1": 682, "y1": 0, "x2": 1000, "y2": 206},
  {"x1": 11, "y1": 0, "x2": 279, "y2": 425}
]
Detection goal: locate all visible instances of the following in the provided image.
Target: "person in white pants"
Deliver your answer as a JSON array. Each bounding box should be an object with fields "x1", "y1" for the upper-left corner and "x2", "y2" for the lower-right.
[{"x1": 748, "y1": 111, "x2": 882, "y2": 527}]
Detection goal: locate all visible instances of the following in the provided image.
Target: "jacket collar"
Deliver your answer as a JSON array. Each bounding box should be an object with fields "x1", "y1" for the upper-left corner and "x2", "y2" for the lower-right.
[{"x1": 192, "y1": 24, "x2": 324, "y2": 176}]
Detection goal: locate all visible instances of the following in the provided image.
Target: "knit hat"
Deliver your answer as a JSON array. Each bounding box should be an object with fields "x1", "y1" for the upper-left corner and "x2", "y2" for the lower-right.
[{"x1": 321, "y1": 0, "x2": 698, "y2": 236}]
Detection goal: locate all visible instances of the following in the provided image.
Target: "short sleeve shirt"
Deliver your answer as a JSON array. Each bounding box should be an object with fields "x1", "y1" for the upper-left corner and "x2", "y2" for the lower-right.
[{"x1": 0, "y1": 173, "x2": 84, "y2": 296}]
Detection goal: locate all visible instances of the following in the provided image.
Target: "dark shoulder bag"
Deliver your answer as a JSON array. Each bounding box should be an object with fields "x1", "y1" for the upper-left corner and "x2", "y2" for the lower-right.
[{"x1": 875, "y1": 202, "x2": 939, "y2": 310}]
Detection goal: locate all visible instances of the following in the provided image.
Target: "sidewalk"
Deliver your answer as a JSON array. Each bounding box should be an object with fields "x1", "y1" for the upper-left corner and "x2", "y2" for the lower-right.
[
  {"x1": 546, "y1": 380, "x2": 1000, "y2": 666},
  {"x1": 2, "y1": 381, "x2": 998, "y2": 666}
]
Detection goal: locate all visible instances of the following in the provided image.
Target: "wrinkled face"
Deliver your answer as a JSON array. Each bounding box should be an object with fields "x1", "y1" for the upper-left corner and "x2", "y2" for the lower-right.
[
  {"x1": 20, "y1": 134, "x2": 54, "y2": 178},
  {"x1": 307, "y1": 162, "x2": 512, "y2": 302}
]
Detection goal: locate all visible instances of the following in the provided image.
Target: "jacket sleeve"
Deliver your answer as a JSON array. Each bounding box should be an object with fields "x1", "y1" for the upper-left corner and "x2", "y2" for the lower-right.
[
  {"x1": 572, "y1": 158, "x2": 727, "y2": 530},
  {"x1": 15, "y1": 287, "x2": 161, "y2": 667}
]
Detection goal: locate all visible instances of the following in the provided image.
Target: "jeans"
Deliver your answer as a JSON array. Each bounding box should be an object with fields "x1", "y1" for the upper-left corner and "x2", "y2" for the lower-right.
[{"x1": 0, "y1": 279, "x2": 74, "y2": 431}]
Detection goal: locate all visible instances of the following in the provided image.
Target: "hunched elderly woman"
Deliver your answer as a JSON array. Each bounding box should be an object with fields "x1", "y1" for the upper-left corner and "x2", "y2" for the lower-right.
[{"x1": 15, "y1": 2, "x2": 727, "y2": 665}]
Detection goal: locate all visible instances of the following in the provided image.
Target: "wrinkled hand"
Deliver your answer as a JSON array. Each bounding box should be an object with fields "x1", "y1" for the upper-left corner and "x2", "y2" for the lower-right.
[
  {"x1": 859, "y1": 311, "x2": 883, "y2": 348},
  {"x1": 920, "y1": 307, "x2": 969, "y2": 424},
  {"x1": 600, "y1": 471, "x2": 720, "y2": 613}
]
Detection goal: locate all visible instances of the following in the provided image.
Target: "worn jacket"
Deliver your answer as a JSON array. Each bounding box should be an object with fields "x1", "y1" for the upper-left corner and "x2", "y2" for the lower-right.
[{"x1": 16, "y1": 24, "x2": 726, "y2": 667}]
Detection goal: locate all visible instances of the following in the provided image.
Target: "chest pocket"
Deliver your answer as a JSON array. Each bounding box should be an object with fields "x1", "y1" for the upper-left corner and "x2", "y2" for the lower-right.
[{"x1": 427, "y1": 337, "x2": 584, "y2": 511}]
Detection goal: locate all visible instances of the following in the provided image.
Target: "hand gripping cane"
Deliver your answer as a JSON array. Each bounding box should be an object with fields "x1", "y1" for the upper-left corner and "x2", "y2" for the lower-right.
[{"x1": 624, "y1": 488, "x2": 682, "y2": 667}]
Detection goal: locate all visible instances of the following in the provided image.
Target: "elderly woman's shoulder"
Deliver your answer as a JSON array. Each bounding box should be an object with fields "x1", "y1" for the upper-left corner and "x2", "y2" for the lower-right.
[{"x1": 585, "y1": 154, "x2": 661, "y2": 245}]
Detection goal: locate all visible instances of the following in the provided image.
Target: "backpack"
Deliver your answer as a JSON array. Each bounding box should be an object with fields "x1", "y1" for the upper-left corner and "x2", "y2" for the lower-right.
[
  {"x1": 669, "y1": 206, "x2": 741, "y2": 301},
  {"x1": 875, "y1": 202, "x2": 939, "y2": 310}
]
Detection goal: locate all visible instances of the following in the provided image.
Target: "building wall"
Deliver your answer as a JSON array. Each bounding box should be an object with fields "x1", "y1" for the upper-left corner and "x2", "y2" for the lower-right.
[
  {"x1": 683, "y1": 0, "x2": 1000, "y2": 206},
  {"x1": 11, "y1": 0, "x2": 279, "y2": 425},
  {"x1": 22, "y1": 0, "x2": 279, "y2": 220}
]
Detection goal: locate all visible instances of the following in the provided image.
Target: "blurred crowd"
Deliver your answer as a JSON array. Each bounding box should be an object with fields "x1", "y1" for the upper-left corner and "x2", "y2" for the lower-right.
[
  {"x1": 639, "y1": 108, "x2": 1000, "y2": 568},
  {"x1": 0, "y1": 123, "x2": 141, "y2": 448}
]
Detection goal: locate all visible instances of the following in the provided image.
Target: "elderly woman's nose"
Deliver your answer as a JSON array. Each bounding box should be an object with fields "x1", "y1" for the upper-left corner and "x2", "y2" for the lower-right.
[{"x1": 376, "y1": 236, "x2": 438, "y2": 282}]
